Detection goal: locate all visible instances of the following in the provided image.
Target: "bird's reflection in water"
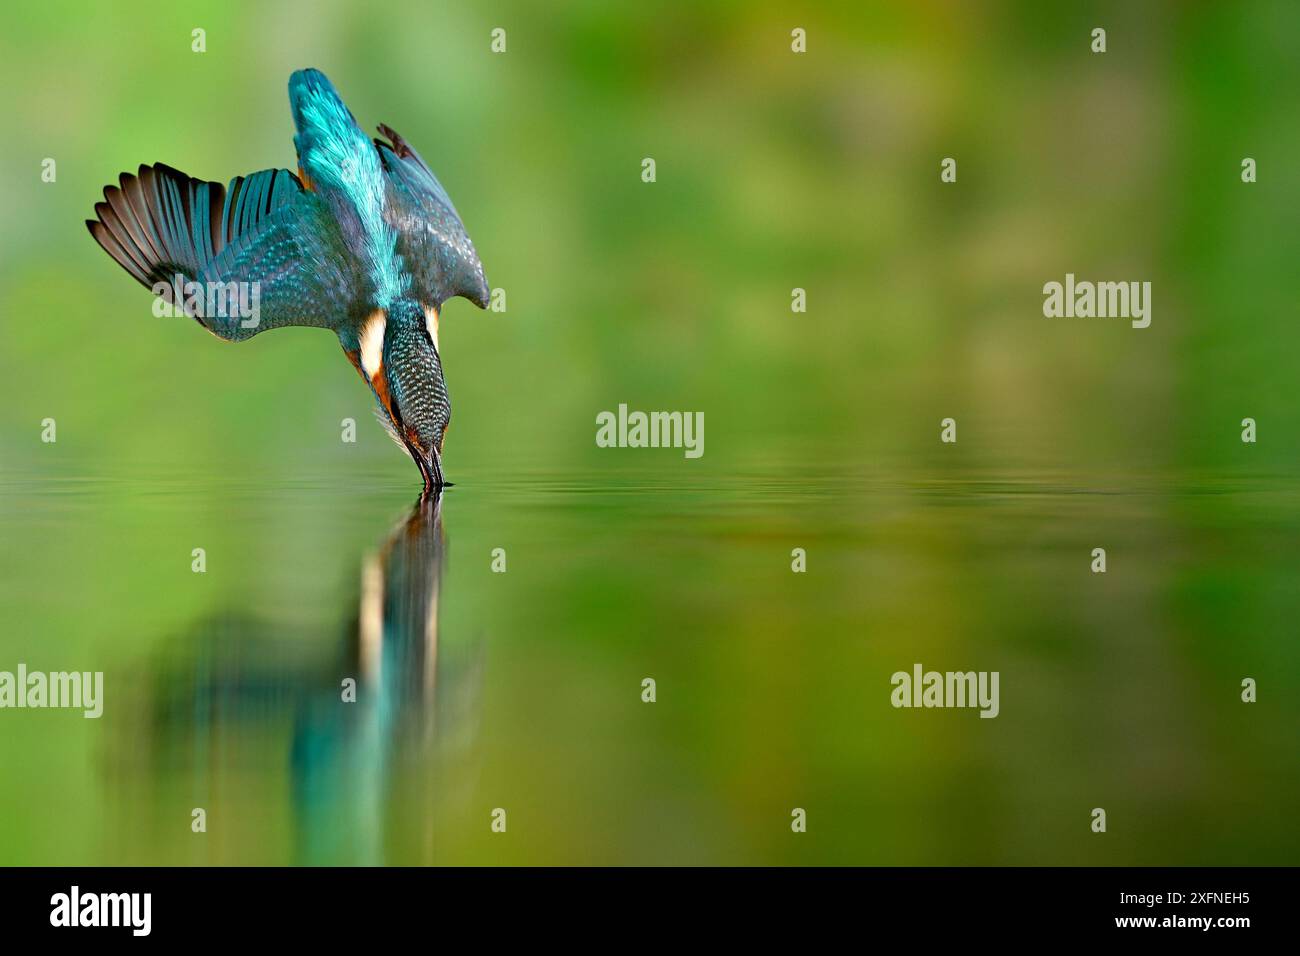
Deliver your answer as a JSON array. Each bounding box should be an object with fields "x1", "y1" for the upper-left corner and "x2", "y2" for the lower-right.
[
  {"x1": 291, "y1": 491, "x2": 481, "y2": 864},
  {"x1": 135, "y1": 491, "x2": 482, "y2": 865}
]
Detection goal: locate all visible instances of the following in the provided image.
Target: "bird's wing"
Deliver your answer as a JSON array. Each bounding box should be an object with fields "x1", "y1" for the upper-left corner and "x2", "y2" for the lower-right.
[
  {"x1": 195, "y1": 194, "x2": 358, "y2": 340},
  {"x1": 88, "y1": 163, "x2": 302, "y2": 288},
  {"x1": 87, "y1": 163, "x2": 358, "y2": 340},
  {"x1": 373, "y1": 123, "x2": 490, "y2": 310}
]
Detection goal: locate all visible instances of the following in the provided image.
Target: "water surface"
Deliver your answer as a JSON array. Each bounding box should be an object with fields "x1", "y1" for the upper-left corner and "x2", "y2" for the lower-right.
[{"x1": 1, "y1": 466, "x2": 1297, "y2": 864}]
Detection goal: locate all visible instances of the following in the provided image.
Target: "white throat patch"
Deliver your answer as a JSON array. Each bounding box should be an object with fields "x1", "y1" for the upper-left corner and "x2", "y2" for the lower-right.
[
  {"x1": 423, "y1": 304, "x2": 440, "y2": 352},
  {"x1": 358, "y1": 309, "x2": 386, "y2": 379}
]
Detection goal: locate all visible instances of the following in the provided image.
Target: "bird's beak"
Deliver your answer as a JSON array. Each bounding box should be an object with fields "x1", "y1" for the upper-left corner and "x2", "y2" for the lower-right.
[{"x1": 416, "y1": 444, "x2": 449, "y2": 493}]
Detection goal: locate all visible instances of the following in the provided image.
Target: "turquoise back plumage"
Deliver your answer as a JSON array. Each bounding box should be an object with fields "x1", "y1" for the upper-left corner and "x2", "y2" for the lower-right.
[{"x1": 289, "y1": 68, "x2": 408, "y2": 308}]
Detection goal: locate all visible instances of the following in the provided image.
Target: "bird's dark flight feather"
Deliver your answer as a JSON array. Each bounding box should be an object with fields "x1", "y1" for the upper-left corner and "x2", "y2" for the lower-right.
[
  {"x1": 87, "y1": 164, "x2": 303, "y2": 292},
  {"x1": 373, "y1": 124, "x2": 490, "y2": 310}
]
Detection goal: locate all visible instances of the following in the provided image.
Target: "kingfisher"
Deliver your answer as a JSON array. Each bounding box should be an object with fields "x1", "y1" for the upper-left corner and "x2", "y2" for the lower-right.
[{"x1": 86, "y1": 68, "x2": 489, "y2": 491}]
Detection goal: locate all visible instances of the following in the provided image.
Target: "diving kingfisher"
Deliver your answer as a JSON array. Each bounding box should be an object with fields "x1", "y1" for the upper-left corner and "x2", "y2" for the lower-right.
[{"x1": 86, "y1": 68, "x2": 489, "y2": 491}]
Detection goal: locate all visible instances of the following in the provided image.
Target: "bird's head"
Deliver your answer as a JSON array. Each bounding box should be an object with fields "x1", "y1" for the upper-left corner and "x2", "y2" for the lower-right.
[{"x1": 360, "y1": 298, "x2": 452, "y2": 491}]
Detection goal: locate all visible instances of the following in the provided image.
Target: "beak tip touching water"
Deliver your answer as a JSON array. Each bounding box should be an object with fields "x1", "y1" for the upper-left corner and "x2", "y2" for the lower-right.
[{"x1": 417, "y1": 447, "x2": 450, "y2": 494}]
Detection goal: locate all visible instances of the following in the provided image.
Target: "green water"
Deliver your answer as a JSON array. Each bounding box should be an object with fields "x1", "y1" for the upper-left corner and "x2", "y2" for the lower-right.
[{"x1": 1, "y1": 465, "x2": 1296, "y2": 865}]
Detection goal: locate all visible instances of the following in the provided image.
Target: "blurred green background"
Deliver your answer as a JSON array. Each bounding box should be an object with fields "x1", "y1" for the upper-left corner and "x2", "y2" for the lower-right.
[{"x1": 0, "y1": 0, "x2": 1298, "y2": 864}]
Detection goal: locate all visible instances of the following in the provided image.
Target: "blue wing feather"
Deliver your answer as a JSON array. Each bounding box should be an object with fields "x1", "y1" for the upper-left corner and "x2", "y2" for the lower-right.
[
  {"x1": 197, "y1": 193, "x2": 358, "y2": 341},
  {"x1": 87, "y1": 163, "x2": 361, "y2": 341},
  {"x1": 89, "y1": 164, "x2": 304, "y2": 287},
  {"x1": 374, "y1": 125, "x2": 489, "y2": 309}
]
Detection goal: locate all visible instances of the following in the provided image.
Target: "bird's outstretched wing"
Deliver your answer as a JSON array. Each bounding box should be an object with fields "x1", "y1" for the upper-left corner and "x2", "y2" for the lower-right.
[
  {"x1": 195, "y1": 196, "x2": 358, "y2": 340},
  {"x1": 87, "y1": 163, "x2": 358, "y2": 340},
  {"x1": 88, "y1": 164, "x2": 301, "y2": 287},
  {"x1": 373, "y1": 123, "x2": 490, "y2": 310}
]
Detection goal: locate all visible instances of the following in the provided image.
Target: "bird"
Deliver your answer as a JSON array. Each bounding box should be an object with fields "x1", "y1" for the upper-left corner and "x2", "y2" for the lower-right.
[{"x1": 86, "y1": 68, "x2": 489, "y2": 492}]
